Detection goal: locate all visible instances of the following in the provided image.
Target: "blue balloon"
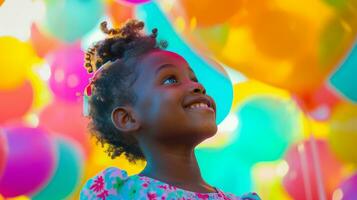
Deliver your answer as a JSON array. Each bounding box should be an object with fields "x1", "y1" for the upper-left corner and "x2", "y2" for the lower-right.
[
  {"x1": 195, "y1": 148, "x2": 253, "y2": 195},
  {"x1": 135, "y1": 2, "x2": 233, "y2": 124},
  {"x1": 330, "y1": 41, "x2": 357, "y2": 102},
  {"x1": 227, "y1": 96, "x2": 300, "y2": 164},
  {"x1": 43, "y1": 0, "x2": 104, "y2": 42}
]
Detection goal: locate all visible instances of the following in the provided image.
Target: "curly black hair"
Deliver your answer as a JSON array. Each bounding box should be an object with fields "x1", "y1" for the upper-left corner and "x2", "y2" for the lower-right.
[{"x1": 84, "y1": 19, "x2": 168, "y2": 163}]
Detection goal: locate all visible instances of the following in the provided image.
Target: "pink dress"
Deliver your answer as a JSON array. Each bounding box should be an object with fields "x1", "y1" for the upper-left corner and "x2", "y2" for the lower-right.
[{"x1": 80, "y1": 167, "x2": 261, "y2": 200}]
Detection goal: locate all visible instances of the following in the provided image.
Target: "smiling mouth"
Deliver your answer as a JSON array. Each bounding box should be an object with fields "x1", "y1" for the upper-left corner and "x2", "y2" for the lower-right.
[{"x1": 184, "y1": 103, "x2": 215, "y2": 113}]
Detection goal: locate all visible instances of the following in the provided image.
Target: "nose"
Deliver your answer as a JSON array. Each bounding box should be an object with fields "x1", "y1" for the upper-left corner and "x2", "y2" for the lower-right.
[{"x1": 190, "y1": 82, "x2": 206, "y2": 95}]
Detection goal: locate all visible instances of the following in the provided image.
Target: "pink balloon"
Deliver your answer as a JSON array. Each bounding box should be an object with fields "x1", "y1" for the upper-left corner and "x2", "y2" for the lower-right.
[
  {"x1": 118, "y1": 0, "x2": 151, "y2": 4},
  {"x1": 0, "y1": 126, "x2": 56, "y2": 198},
  {"x1": 0, "y1": 129, "x2": 8, "y2": 179},
  {"x1": 49, "y1": 43, "x2": 91, "y2": 102},
  {"x1": 283, "y1": 139, "x2": 344, "y2": 200}
]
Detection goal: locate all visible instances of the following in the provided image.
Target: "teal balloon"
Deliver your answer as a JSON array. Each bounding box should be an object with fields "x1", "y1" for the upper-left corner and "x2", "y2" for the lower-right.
[
  {"x1": 135, "y1": 2, "x2": 233, "y2": 125},
  {"x1": 227, "y1": 96, "x2": 300, "y2": 164},
  {"x1": 32, "y1": 137, "x2": 84, "y2": 200},
  {"x1": 195, "y1": 148, "x2": 253, "y2": 195},
  {"x1": 43, "y1": 0, "x2": 104, "y2": 42},
  {"x1": 330, "y1": 42, "x2": 357, "y2": 102}
]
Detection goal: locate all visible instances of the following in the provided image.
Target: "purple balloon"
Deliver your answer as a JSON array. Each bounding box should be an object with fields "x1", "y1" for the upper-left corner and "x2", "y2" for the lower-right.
[
  {"x1": 49, "y1": 43, "x2": 91, "y2": 102},
  {"x1": 0, "y1": 126, "x2": 56, "y2": 198},
  {"x1": 119, "y1": 0, "x2": 151, "y2": 4},
  {"x1": 339, "y1": 172, "x2": 357, "y2": 200}
]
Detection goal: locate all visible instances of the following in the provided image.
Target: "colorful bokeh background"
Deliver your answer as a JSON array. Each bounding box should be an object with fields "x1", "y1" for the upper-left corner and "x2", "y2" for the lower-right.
[{"x1": 1, "y1": 0, "x2": 357, "y2": 199}]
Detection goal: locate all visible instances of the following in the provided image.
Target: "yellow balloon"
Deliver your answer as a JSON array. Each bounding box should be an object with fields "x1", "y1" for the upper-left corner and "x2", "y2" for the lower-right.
[
  {"x1": 328, "y1": 103, "x2": 357, "y2": 164},
  {"x1": 232, "y1": 79, "x2": 291, "y2": 111},
  {"x1": 27, "y1": 68, "x2": 52, "y2": 111},
  {"x1": 0, "y1": 37, "x2": 39, "y2": 90}
]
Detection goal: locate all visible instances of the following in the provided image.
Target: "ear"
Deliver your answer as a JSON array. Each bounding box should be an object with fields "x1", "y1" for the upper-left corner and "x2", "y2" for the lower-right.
[{"x1": 111, "y1": 106, "x2": 140, "y2": 133}]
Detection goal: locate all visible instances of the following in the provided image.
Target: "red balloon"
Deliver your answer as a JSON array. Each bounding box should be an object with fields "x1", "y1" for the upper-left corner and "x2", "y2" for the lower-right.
[
  {"x1": 283, "y1": 139, "x2": 344, "y2": 200},
  {"x1": 293, "y1": 84, "x2": 341, "y2": 121},
  {"x1": 0, "y1": 129, "x2": 8, "y2": 179},
  {"x1": 0, "y1": 80, "x2": 34, "y2": 124},
  {"x1": 39, "y1": 99, "x2": 90, "y2": 157}
]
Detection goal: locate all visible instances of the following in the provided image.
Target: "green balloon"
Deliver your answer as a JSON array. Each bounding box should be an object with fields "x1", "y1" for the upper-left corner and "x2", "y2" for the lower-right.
[
  {"x1": 43, "y1": 0, "x2": 104, "y2": 42},
  {"x1": 32, "y1": 137, "x2": 84, "y2": 200},
  {"x1": 195, "y1": 147, "x2": 253, "y2": 195},
  {"x1": 227, "y1": 96, "x2": 300, "y2": 164}
]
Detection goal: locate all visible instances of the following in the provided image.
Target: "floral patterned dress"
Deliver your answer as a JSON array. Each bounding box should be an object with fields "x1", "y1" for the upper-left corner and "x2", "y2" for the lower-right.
[{"x1": 80, "y1": 167, "x2": 261, "y2": 200}]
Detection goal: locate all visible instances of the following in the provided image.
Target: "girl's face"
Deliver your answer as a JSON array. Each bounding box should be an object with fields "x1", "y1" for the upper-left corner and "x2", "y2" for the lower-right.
[{"x1": 132, "y1": 50, "x2": 217, "y2": 145}]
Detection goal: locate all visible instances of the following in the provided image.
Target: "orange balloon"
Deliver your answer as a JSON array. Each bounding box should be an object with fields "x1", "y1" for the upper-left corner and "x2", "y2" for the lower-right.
[
  {"x1": 249, "y1": 9, "x2": 312, "y2": 59},
  {"x1": 0, "y1": 81, "x2": 34, "y2": 124},
  {"x1": 107, "y1": 0, "x2": 134, "y2": 27},
  {"x1": 30, "y1": 24, "x2": 63, "y2": 58},
  {"x1": 180, "y1": 0, "x2": 242, "y2": 27}
]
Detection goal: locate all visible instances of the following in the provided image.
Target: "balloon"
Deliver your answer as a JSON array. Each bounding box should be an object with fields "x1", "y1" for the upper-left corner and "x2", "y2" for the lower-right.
[
  {"x1": 0, "y1": 0, "x2": 4, "y2": 6},
  {"x1": 39, "y1": 99, "x2": 91, "y2": 157},
  {"x1": 108, "y1": 0, "x2": 134, "y2": 27},
  {"x1": 293, "y1": 84, "x2": 341, "y2": 121},
  {"x1": 42, "y1": 0, "x2": 104, "y2": 42},
  {"x1": 191, "y1": 24, "x2": 229, "y2": 55},
  {"x1": 0, "y1": 80, "x2": 34, "y2": 124},
  {"x1": 119, "y1": 0, "x2": 151, "y2": 4},
  {"x1": 27, "y1": 71, "x2": 52, "y2": 112},
  {"x1": 283, "y1": 139, "x2": 344, "y2": 200},
  {"x1": 337, "y1": 172, "x2": 357, "y2": 200},
  {"x1": 318, "y1": 15, "x2": 356, "y2": 68},
  {"x1": 195, "y1": 147, "x2": 253, "y2": 195},
  {"x1": 0, "y1": 126, "x2": 56, "y2": 198},
  {"x1": 252, "y1": 161, "x2": 292, "y2": 200},
  {"x1": 249, "y1": 10, "x2": 311, "y2": 59},
  {"x1": 231, "y1": 80, "x2": 291, "y2": 112},
  {"x1": 179, "y1": 0, "x2": 242, "y2": 27},
  {"x1": 136, "y1": 2, "x2": 233, "y2": 125},
  {"x1": 0, "y1": 36, "x2": 39, "y2": 89},
  {"x1": 0, "y1": 130, "x2": 8, "y2": 179},
  {"x1": 330, "y1": 41, "x2": 357, "y2": 102},
  {"x1": 32, "y1": 137, "x2": 84, "y2": 200},
  {"x1": 187, "y1": 0, "x2": 357, "y2": 95},
  {"x1": 328, "y1": 103, "x2": 357, "y2": 164},
  {"x1": 48, "y1": 43, "x2": 91, "y2": 102},
  {"x1": 30, "y1": 24, "x2": 63, "y2": 58},
  {"x1": 227, "y1": 95, "x2": 301, "y2": 163}
]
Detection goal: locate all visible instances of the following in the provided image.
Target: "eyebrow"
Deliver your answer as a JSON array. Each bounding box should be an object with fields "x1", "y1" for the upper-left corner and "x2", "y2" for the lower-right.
[{"x1": 155, "y1": 63, "x2": 194, "y2": 75}]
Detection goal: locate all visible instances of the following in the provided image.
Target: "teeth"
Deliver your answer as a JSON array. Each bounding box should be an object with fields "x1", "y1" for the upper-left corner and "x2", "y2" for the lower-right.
[{"x1": 188, "y1": 103, "x2": 209, "y2": 109}]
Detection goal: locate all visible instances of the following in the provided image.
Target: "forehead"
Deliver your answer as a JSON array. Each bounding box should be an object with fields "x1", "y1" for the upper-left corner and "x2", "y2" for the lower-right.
[{"x1": 135, "y1": 50, "x2": 191, "y2": 76}]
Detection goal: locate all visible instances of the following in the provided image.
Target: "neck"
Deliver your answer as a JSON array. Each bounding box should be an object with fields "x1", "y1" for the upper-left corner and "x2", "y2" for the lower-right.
[{"x1": 138, "y1": 141, "x2": 208, "y2": 187}]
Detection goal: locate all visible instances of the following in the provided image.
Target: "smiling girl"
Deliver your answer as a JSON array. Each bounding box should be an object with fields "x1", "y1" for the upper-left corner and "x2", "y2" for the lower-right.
[{"x1": 80, "y1": 19, "x2": 260, "y2": 200}]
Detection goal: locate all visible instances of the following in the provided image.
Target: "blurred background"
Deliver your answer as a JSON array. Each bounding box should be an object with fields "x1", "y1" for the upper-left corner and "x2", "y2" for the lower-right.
[{"x1": 0, "y1": 0, "x2": 357, "y2": 199}]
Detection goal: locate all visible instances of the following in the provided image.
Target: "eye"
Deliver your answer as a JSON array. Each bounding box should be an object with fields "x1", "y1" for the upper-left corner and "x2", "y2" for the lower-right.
[
  {"x1": 192, "y1": 77, "x2": 198, "y2": 82},
  {"x1": 162, "y1": 75, "x2": 178, "y2": 85}
]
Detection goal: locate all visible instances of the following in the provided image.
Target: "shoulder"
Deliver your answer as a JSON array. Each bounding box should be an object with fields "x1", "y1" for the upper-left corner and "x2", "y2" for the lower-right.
[
  {"x1": 223, "y1": 191, "x2": 261, "y2": 200},
  {"x1": 79, "y1": 167, "x2": 130, "y2": 200}
]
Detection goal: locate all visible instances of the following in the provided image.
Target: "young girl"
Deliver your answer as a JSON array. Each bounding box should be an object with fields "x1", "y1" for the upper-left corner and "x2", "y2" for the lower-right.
[{"x1": 80, "y1": 19, "x2": 261, "y2": 200}]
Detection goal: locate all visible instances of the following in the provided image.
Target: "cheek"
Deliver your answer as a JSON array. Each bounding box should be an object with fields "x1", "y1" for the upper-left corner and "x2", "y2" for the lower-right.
[{"x1": 139, "y1": 90, "x2": 185, "y2": 126}]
